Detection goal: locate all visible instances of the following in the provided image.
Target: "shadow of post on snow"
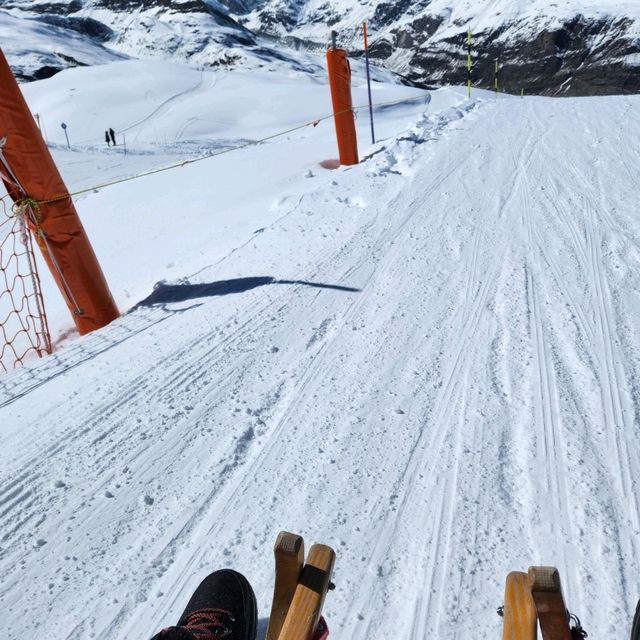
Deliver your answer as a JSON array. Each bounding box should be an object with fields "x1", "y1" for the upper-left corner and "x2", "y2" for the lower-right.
[{"x1": 133, "y1": 276, "x2": 360, "y2": 309}]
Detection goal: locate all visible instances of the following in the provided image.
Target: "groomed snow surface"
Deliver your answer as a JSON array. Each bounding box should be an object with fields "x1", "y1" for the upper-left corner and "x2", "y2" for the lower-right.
[{"x1": 1, "y1": 58, "x2": 640, "y2": 639}]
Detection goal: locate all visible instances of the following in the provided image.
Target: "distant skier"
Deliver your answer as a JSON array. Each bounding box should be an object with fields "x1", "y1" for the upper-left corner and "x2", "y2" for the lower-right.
[
  {"x1": 105, "y1": 131, "x2": 111, "y2": 147},
  {"x1": 109, "y1": 127, "x2": 116, "y2": 146}
]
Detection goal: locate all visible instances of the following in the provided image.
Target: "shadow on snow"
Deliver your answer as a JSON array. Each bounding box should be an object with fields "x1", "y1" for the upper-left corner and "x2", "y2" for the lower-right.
[{"x1": 134, "y1": 276, "x2": 360, "y2": 308}]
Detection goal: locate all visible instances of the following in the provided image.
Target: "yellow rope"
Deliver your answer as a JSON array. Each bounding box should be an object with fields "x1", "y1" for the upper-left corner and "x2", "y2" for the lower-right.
[
  {"x1": 19, "y1": 95, "x2": 425, "y2": 208},
  {"x1": 11, "y1": 196, "x2": 41, "y2": 223}
]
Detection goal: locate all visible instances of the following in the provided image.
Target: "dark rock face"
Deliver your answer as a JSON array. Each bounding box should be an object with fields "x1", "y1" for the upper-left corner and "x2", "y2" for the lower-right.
[
  {"x1": 390, "y1": 16, "x2": 640, "y2": 96},
  {"x1": 31, "y1": 65, "x2": 63, "y2": 80},
  {"x1": 370, "y1": 0, "x2": 414, "y2": 30},
  {"x1": 3, "y1": 1, "x2": 83, "y2": 14},
  {"x1": 236, "y1": 1, "x2": 640, "y2": 96},
  {"x1": 33, "y1": 15, "x2": 114, "y2": 42}
]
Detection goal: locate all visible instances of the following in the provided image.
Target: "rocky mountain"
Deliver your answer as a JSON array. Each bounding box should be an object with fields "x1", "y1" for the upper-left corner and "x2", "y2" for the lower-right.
[
  {"x1": 229, "y1": 0, "x2": 640, "y2": 96},
  {"x1": 4, "y1": 0, "x2": 640, "y2": 95},
  {"x1": 0, "y1": 0, "x2": 313, "y2": 81}
]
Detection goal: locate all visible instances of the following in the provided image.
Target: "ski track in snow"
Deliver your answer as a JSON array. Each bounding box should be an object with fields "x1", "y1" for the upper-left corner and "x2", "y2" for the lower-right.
[{"x1": 2, "y1": 92, "x2": 640, "y2": 639}]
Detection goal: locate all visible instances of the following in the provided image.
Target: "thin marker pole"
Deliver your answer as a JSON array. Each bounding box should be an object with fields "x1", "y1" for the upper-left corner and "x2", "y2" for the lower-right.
[
  {"x1": 61, "y1": 123, "x2": 70, "y2": 149},
  {"x1": 494, "y1": 59, "x2": 499, "y2": 95},
  {"x1": 363, "y1": 22, "x2": 376, "y2": 144},
  {"x1": 467, "y1": 29, "x2": 472, "y2": 99}
]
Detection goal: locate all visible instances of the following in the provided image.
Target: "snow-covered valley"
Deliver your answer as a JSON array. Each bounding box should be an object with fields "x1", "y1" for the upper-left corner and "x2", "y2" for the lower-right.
[{"x1": 1, "y1": 54, "x2": 640, "y2": 640}]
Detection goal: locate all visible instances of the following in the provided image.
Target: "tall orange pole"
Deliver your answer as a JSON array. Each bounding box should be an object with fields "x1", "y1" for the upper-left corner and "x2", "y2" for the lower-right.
[
  {"x1": 326, "y1": 33, "x2": 359, "y2": 166},
  {"x1": 0, "y1": 49, "x2": 119, "y2": 335}
]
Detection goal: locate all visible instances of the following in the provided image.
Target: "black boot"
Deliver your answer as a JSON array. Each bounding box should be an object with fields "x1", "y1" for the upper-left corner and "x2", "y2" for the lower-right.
[
  {"x1": 150, "y1": 569, "x2": 257, "y2": 640},
  {"x1": 632, "y1": 599, "x2": 640, "y2": 640}
]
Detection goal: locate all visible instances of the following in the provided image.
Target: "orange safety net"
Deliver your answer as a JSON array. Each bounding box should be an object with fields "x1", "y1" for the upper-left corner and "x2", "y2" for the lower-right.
[{"x1": 0, "y1": 193, "x2": 52, "y2": 373}]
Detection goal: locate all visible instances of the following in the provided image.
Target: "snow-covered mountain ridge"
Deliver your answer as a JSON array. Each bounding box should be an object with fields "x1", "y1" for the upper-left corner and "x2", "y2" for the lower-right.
[
  {"x1": 233, "y1": 0, "x2": 640, "y2": 95},
  {"x1": 0, "y1": 0, "x2": 309, "y2": 82},
  {"x1": 5, "y1": 0, "x2": 640, "y2": 94}
]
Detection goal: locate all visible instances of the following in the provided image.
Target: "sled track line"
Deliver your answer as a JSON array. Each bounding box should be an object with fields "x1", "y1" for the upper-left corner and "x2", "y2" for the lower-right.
[
  {"x1": 534, "y1": 140, "x2": 640, "y2": 537},
  {"x1": 584, "y1": 198, "x2": 639, "y2": 527},
  {"x1": 565, "y1": 105, "x2": 640, "y2": 567},
  {"x1": 521, "y1": 102, "x2": 573, "y2": 577},
  {"x1": 120, "y1": 71, "x2": 205, "y2": 136},
  {"x1": 555, "y1": 113, "x2": 639, "y2": 519},
  {"x1": 345, "y1": 104, "x2": 532, "y2": 635},
  {"x1": 410, "y1": 377, "x2": 467, "y2": 638}
]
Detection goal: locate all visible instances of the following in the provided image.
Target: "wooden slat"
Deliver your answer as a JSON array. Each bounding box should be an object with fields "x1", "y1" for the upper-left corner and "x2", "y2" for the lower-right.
[
  {"x1": 277, "y1": 544, "x2": 336, "y2": 640},
  {"x1": 266, "y1": 532, "x2": 305, "y2": 640},
  {"x1": 528, "y1": 567, "x2": 571, "y2": 640},
  {"x1": 502, "y1": 571, "x2": 538, "y2": 640}
]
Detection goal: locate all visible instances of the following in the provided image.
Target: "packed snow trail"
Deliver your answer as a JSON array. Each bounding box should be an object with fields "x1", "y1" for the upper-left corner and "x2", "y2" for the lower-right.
[{"x1": 2, "y1": 91, "x2": 640, "y2": 640}]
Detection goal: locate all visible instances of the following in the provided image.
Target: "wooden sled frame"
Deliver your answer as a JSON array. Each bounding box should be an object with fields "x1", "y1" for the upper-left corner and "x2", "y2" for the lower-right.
[
  {"x1": 266, "y1": 531, "x2": 336, "y2": 640},
  {"x1": 501, "y1": 566, "x2": 573, "y2": 640}
]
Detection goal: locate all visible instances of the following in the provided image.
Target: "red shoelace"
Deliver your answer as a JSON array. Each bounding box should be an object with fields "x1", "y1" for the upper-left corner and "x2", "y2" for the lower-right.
[{"x1": 162, "y1": 608, "x2": 235, "y2": 638}]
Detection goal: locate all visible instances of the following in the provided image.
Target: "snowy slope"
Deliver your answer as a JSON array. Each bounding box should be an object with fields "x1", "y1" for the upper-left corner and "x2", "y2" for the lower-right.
[
  {"x1": 6, "y1": 56, "x2": 420, "y2": 335},
  {"x1": 0, "y1": 9, "x2": 127, "y2": 80},
  {"x1": 2, "y1": 58, "x2": 640, "y2": 640}
]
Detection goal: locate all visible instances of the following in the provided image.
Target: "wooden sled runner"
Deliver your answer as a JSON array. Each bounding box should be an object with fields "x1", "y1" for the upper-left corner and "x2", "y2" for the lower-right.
[
  {"x1": 266, "y1": 532, "x2": 336, "y2": 640},
  {"x1": 502, "y1": 571, "x2": 537, "y2": 640},
  {"x1": 501, "y1": 566, "x2": 577, "y2": 640}
]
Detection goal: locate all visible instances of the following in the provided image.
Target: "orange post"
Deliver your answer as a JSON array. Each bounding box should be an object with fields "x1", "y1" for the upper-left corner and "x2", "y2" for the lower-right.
[
  {"x1": 0, "y1": 48, "x2": 119, "y2": 335},
  {"x1": 326, "y1": 41, "x2": 359, "y2": 166}
]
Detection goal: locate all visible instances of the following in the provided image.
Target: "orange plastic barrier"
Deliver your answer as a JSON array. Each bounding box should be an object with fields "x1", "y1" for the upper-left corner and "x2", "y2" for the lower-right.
[
  {"x1": 326, "y1": 48, "x2": 359, "y2": 166},
  {"x1": 0, "y1": 49, "x2": 119, "y2": 335}
]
